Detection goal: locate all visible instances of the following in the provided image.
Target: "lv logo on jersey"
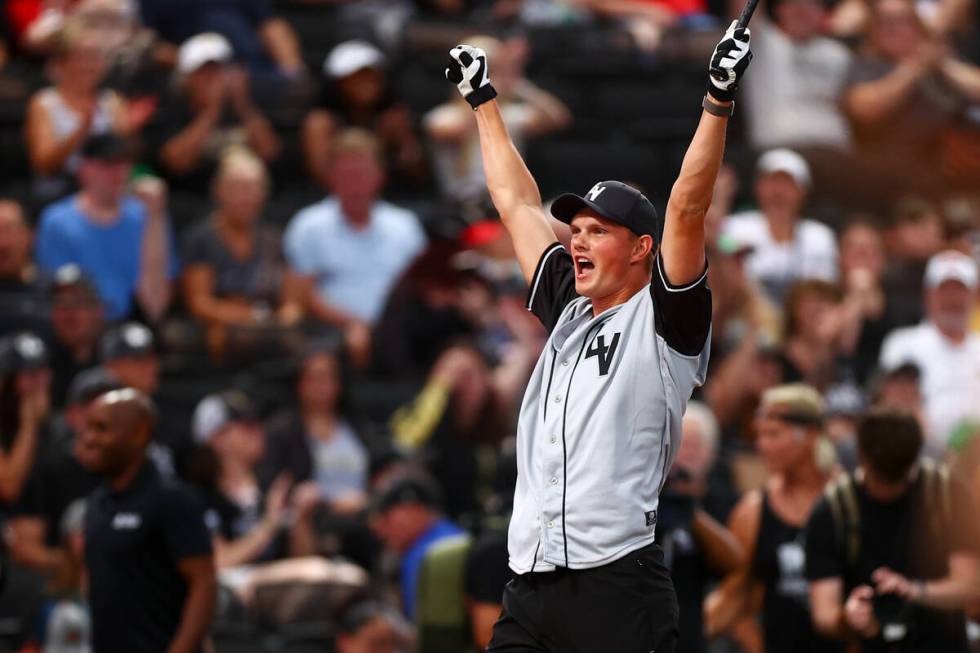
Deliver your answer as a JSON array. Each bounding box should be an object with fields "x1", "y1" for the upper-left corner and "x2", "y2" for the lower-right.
[{"x1": 586, "y1": 332, "x2": 621, "y2": 376}]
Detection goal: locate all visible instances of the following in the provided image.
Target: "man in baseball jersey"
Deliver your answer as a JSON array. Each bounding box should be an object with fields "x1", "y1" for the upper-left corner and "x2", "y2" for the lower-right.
[{"x1": 444, "y1": 22, "x2": 752, "y2": 653}]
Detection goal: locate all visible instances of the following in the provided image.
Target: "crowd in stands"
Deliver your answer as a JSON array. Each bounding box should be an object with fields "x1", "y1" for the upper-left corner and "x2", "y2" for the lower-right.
[{"x1": 0, "y1": 0, "x2": 980, "y2": 652}]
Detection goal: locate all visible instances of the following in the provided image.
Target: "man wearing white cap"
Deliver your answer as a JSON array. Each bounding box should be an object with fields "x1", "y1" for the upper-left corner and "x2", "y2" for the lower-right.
[
  {"x1": 879, "y1": 250, "x2": 980, "y2": 448},
  {"x1": 722, "y1": 149, "x2": 839, "y2": 302}
]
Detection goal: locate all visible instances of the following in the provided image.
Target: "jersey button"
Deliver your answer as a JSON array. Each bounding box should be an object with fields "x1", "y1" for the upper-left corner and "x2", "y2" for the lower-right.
[
  {"x1": 561, "y1": 360, "x2": 569, "y2": 367},
  {"x1": 550, "y1": 477, "x2": 559, "y2": 485},
  {"x1": 547, "y1": 520, "x2": 555, "y2": 528},
  {"x1": 553, "y1": 395, "x2": 562, "y2": 403},
  {"x1": 550, "y1": 435, "x2": 557, "y2": 444}
]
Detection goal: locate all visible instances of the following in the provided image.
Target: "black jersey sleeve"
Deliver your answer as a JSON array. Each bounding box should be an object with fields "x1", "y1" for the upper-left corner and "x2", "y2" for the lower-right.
[
  {"x1": 651, "y1": 254, "x2": 712, "y2": 356},
  {"x1": 804, "y1": 497, "x2": 844, "y2": 581},
  {"x1": 526, "y1": 243, "x2": 578, "y2": 332}
]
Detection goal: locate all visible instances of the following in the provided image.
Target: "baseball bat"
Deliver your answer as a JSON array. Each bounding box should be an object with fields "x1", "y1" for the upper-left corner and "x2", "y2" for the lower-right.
[{"x1": 736, "y1": 0, "x2": 760, "y2": 27}]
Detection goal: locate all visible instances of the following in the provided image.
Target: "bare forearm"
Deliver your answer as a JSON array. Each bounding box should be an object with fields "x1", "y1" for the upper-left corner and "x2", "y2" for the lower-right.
[
  {"x1": 260, "y1": 19, "x2": 304, "y2": 74},
  {"x1": 693, "y1": 509, "x2": 744, "y2": 574},
  {"x1": 214, "y1": 520, "x2": 279, "y2": 569},
  {"x1": 138, "y1": 217, "x2": 172, "y2": 322},
  {"x1": 845, "y1": 62, "x2": 925, "y2": 125},
  {"x1": 940, "y1": 58, "x2": 980, "y2": 102},
  {"x1": 161, "y1": 109, "x2": 221, "y2": 174},
  {"x1": 917, "y1": 575, "x2": 980, "y2": 610},
  {"x1": 668, "y1": 106, "x2": 729, "y2": 220},
  {"x1": 474, "y1": 100, "x2": 543, "y2": 217},
  {"x1": 241, "y1": 108, "x2": 282, "y2": 161},
  {"x1": 167, "y1": 576, "x2": 217, "y2": 653}
]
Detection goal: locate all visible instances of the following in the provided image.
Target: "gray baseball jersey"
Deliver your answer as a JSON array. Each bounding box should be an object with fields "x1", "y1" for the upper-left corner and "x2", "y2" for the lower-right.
[{"x1": 508, "y1": 242, "x2": 711, "y2": 574}]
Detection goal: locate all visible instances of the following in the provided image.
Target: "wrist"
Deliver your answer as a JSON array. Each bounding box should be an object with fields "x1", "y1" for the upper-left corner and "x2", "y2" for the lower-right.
[
  {"x1": 912, "y1": 580, "x2": 928, "y2": 604},
  {"x1": 465, "y1": 83, "x2": 498, "y2": 110},
  {"x1": 702, "y1": 94, "x2": 735, "y2": 117}
]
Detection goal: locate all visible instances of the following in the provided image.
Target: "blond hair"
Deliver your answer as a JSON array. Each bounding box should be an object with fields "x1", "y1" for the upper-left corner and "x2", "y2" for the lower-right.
[{"x1": 329, "y1": 128, "x2": 384, "y2": 165}]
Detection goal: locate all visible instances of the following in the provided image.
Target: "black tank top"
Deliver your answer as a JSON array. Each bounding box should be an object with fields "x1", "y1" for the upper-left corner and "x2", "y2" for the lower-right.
[{"x1": 753, "y1": 491, "x2": 843, "y2": 653}]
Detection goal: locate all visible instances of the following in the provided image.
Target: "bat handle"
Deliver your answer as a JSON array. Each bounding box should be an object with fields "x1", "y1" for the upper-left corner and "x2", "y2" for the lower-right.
[{"x1": 736, "y1": 0, "x2": 759, "y2": 27}]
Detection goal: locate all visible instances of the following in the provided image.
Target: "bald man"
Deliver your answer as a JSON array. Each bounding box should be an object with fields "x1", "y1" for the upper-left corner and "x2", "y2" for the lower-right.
[{"x1": 78, "y1": 389, "x2": 216, "y2": 653}]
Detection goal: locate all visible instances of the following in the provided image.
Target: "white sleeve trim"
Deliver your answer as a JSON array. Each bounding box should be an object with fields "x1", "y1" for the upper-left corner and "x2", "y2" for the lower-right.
[
  {"x1": 526, "y1": 243, "x2": 566, "y2": 311},
  {"x1": 657, "y1": 255, "x2": 708, "y2": 293}
]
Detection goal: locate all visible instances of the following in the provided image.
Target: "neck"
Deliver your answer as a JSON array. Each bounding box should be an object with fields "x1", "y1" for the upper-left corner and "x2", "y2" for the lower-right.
[
  {"x1": 109, "y1": 454, "x2": 146, "y2": 492},
  {"x1": 591, "y1": 275, "x2": 649, "y2": 316},
  {"x1": 79, "y1": 192, "x2": 121, "y2": 223},
  {"x1": 782, "y1": 458, "x2": 826, "y2": 490},
  {"x1": 857, "y1": 466, "x2": 911, "y2": 502},
  {"x1": 934, "y1": 321, "x2": 967, "y2": 345},
  {"x1": 58, "y1": 80, "x2": 95, "y2": 101},
  {"x1": 765, "y1": 210, "x2": 796, "y2": 242},
  {"x1": 216, "y1": 213, "x2": 254, "y2": 237},
  {"x1": 219, "y1": 459, "x2": 255, "y2": 492},
  {"x1": 303, "y1": 411, "x2": 337, "y2": 437},
  {"x1": 340, "y1": 200, "x2": 372, "y2": 229}
]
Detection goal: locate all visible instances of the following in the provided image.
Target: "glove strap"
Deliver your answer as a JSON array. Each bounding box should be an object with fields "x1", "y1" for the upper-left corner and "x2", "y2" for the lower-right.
[
  {"x1": 705, "y1": 81, "x2": 737, "y2": 104},
  {"x1": 466, "y1": 84, "x2": 498, "y2": 110}
]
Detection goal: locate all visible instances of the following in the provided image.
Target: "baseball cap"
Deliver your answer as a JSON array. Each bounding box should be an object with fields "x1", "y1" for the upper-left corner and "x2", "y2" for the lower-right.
[
  {"x1": 758, "y1": 383, "x2": 825, "y2": 425},
  {"x1": 192, "y1": 389, "x2": 259, "y2": 444},
  {"x1": 324, "y1": 40, "x2": 385, "y2": 79},
  {"x1": 370, "y1": 474, "x2": 443, "y2": 516},
  {"x1": 52, "y1": 264, "x2": 100, "y2": 300},
  {"x1": 178, "y1": 32, "x2": 233, "y2": 75},
  {"x1": 65, "y1": 366, "x2": 122, "y2": 407},
  {"x1": 80, "y1": 133, "x2": 134, "y2": 163},
  {"x1": 924, "y1": 250, "x2": 978, "y2": 290},
  {"x1": 716, "y1": 233, "x2": 754, "y2": 257},
  {"x1": 99, "y1": 322, "x2": 156, "y2": 361},
  {"x1": 0, "y1": 332, "x2": 48, "y2": 374},
  {"x1": 551, "y1": 181, "x2": 662, "y2": 242},
  {"x1": 756, "y1": 149, "x2": 811, "y2": 189}
]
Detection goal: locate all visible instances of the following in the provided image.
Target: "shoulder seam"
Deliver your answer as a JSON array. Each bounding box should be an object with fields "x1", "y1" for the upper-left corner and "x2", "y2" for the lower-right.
[{"x1": 526, "y1": 243, "x2": 566, "y2": 311}]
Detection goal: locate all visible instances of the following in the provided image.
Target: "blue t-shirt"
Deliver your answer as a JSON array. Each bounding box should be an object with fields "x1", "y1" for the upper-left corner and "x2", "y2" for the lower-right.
[
  {"x1": 400, "y1": 518, "x2": 465, "y2": 620},
  {"x1": 35, "y1": 195, "x2": 178, "y2": 321}
]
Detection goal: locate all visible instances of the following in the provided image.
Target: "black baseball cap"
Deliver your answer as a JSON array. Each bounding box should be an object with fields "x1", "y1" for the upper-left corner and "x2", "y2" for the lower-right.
[
  {"x1": 370, "y1": 475, "x2": 443, "y2": 516},
  {"x1": 0, "y1": 332, "x2": 49, "y2": 374},
  {"x1": 65, "y1": 367, "x2": 123, "y2": 407},
  {"x1": 550, "y1": 181, "x2": 662, "y2": 242},
  {"x1": 100, "y1": 322, "x2": 156, "y2": 361},
  {"x1": 192, "y1": 389, "x2": 259, "y2": 444},
  {"x1": 52, "y1": 264, "x2": 100, "y2": 301},
  {"x1": 80, "y1": 133, "x2": 134, "y2": 163}
]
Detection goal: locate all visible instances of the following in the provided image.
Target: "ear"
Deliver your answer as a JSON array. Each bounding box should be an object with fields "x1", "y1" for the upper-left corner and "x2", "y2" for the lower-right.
[{"x1": 631, "y1": 234, "x2": 654, "y2": 264}]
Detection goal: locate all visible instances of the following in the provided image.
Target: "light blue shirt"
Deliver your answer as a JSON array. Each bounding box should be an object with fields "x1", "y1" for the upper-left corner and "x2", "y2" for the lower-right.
[
  {"x1": 35, "y1": 195, "x2": 178, "y2": 320},
  {"x1": 283, "y1": 198, "x2": 427, "y2": 324}
]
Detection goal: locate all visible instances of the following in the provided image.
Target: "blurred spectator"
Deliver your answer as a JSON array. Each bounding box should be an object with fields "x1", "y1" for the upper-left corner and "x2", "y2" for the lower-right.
[
  {"x1": 336, "y1": 599, "x2": 413, "y2": 653},
  {"x1": 843, "y1": 0, "x2": 980, "y2": 196},
  {"x1": 181, "y1": 147, "x2": 303, "y2": 361},
  {"x1": 806, "y1": 409, "x2": 980, "y2": 651},
  {"x1": 34, "y1": 134, "x2": 177, "y2": 322},
  {"x1": 39, "y1": 499, "x2": 90, "y2": 652},
  {"x1": 837, "y1": 221, "x2": 892, "y2": 382},
  {"x1": 264, "y1": 346, "x2": 369, "y2": 515},
  {"x1": 780, "y1": 279, "x2": 851, "y2": 390},
  {"x1": 303, "y1": 40, "x2": 426, "y2": 191},
  {"x1": 723, "y1": 149, "x2": 839, "y2": 303},
  {"x1": 881, "y1": 197, "x2": 946, "y2": 327},
  {"x1": 137, "y1": 0, "x2": 305, "y2": 76},
  {"x1": 707, "y1": 234, "x2": 781, "y2": 355},
  {"x1": 284, "y1": 128, "x2": 427, "y2": 367},
  {"x1": 25, "y1": 20, "x2": 129, "y2": 204},
  {"x1": 98, "y1": 321, "x2": 157, "y2": 395},
  {"x1": 425, "y1": 35, "x2": 571, "y2": 213},
  {"x1": 741, "y1": 0, "x2": 852, "y2": 153},
  {"x1": 390, "y1": 346, "x2": 518, "y2": 521},
  {"x1": 77, "y1": 389, "x2": 216, "y2": 653},
  {"x1": 154, "y1": 33, "x2": 281, "y2": 195},
  {"x1": 368, "y1": 474, "x2": 465, "y2": 620},
  {"x1": 0, "y1": 198, "x2": 50, "y2": 337},
  {"x1": 878, "y1": 250, "x2": 980, "y2": 447},
  {"x1": 706, "y1": 384, "x2": 840, "y2": 653},
  {"x1": 0, "y1": 332, "x2": 51, "y2": 506},
  {"x1": 12, "y1": 0, "x2": 143, "y2": 62},
  {"x1": 4, "y1": 367, "x2": 113, "y2": 578},
  {"x1": 189, "y1": 391, "x2": 291, "y2": 569},
  {"x1": 577, "y1": 0, "x2": 695, "y2": 51},
  {"x1": 660, "y1": 402, "x2": 744, "y2": 653},
  {"x1": 47, "y1": 264, "x2": 104, "y2": 407}
]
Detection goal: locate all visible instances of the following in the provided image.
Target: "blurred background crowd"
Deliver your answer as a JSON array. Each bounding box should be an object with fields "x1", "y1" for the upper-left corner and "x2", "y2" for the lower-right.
[{"x1": 0, "y1": 0, "x2": 980, "y2": 651}]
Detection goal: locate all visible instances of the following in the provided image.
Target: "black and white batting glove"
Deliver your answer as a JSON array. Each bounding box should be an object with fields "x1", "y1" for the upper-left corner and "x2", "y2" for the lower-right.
[
  {"x1": 446, "y1": 44, "x2": 498, "y2": 110},
  {"x1": 707, "y1": 21, "x2": 752, "y2": 103}
]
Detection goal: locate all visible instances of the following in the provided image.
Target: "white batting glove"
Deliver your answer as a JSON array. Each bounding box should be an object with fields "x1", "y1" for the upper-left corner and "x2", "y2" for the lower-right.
[
  {"x1": 445, "y1": 44, "x2": 498, "y2": 110},
  {"x1": 707, "y1": 21, "x2": 752, "y2": 102}
]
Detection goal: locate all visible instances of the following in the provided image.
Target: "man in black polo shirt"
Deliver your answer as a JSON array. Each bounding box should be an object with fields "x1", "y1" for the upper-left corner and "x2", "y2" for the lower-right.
[{"x1": 78, "y1": 388, "x2": 216, "y2": 653}]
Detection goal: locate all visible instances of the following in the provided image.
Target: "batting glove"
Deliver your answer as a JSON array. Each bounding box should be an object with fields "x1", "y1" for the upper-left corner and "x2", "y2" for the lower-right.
[
  {"x1": 446, "y1": 44, "x2": 498, "y2": 110},
  {"x1": 707, "y1": 21, "x2": 752, "y2": 103}
]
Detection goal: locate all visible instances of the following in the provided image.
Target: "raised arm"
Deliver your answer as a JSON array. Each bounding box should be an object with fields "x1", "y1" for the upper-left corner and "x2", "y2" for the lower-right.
[
  {"x1": 662, "y1": 22, "x2": 752, "y2": 286},
  {"x1": 446, "y1": 46, "x2": 557, "y2": 283}
]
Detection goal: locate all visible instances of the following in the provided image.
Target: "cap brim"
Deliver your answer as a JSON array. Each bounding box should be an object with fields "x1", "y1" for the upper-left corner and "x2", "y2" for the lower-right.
[{"x1": 550, "y1": 193, "x2": 616, "y2": 225}]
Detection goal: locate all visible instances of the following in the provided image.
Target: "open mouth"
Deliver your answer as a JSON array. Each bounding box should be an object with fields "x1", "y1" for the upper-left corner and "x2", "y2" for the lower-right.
[{"x1": 575, "y1": 256, "x2": 595, "y2": 279}]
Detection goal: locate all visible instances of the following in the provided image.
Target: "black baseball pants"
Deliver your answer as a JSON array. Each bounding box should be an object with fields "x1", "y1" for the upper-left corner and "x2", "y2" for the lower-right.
[{"x1": 487, "y1": 542, "x2": 679, "y2": 653}]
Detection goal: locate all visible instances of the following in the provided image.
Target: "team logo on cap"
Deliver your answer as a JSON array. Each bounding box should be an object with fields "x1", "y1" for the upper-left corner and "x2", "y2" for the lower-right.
[{"x1": 586, "y1": 183, "x2": 607, "y2": 202}]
